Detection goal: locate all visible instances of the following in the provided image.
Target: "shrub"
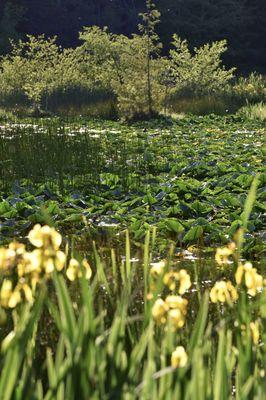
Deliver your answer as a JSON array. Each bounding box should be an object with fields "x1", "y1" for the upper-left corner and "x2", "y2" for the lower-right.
[{"x1": 168, "y1": 36, "x2": 236, "y2": 97}]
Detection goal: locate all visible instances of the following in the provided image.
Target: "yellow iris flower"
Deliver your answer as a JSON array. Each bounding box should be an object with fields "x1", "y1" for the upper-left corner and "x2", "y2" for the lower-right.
[
  {"x1": 215, "y1": 245, "x2": 234, "y2": 266},
  {"x1": 152, "y1": 298, "x2": 169, "y2": 325},
  {"x1": 28, "y1": 224, "x2": 62, "y2": 250},
  {"x1": 235, "y1": 262, "x2": 263, "y2": 296},
  {"x1": 250, "y1": 321, "x2": 260, "y2": 345},
  {"x1": 150, "y1": 260, "x2": 166, "y2": 277},
  {"x1": 171, "y1": 346, "x2": 188, "y2": 368},
  {"x1": 165, "y1": 295, "x2": 188, "y2": 315},
  {"x1": 163, "y1": 269, "x2": 191, "y2": 294},
  {"x1": 168, "y1": 308, "x2": 185, "y2": 329},
  {"x1": 66, "y1": 259, "x2": 92, "y2": 282},
  {"x1": 210, "y1": 280, "x2": 238, "y2": 304}
]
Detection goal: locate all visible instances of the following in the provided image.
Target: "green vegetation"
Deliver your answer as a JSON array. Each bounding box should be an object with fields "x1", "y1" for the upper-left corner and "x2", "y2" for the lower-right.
[
  {"x1": 0, "y1": 115, "x2": 264, "y2": 257},
  {"x1": 0, "y1": 3, "x2": 265, "y2": 120}
]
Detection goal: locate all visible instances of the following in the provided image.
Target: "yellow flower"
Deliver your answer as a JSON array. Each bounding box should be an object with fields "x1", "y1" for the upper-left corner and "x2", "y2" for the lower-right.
[
  {"x1": 7, "y1": 286, "x2": 21, "y2": 308},
  {"x1": 163, "y1": 270, "x2": 191, "y2": 294},
  {"x1": 27, "y1": 250, "x2": 43, "y2": 272},
  {"x1": 21, "y1": 282, "x2": 34, "y2": 304},
  {"x1": 215, "y1": 246, "x2": 233, "y2": 266},
  {"x1": 0, "y1": 280, "x2": 34, "y2": 309},
  {"x1": 245, "y1": 269, "x2": 263, "y2": 297},
  {"x1": 66, "y1": 259, "x2": 79, "y2": 281},
  {"x1": 43, "y1": 256, "x2": 55, "y2": 274},
  {"x1": 226, "y1": 281, "x2": 238, "y2": 301},
  {"x1": 0, "y1": 248, "x2": 16, "y2": 272},
  {"x1": 28, "y1": 248, "x2": 66, "y2": 276},
  {"x1": 150, "y1": 260, "x2": 166, "y2": 277},
  {"x1": 82, "y1": 259, "x2": 92, "y2": 280},
  {"x1": 17, "y1": 250, "x2": 41, "y2": 277},
  {"x1": 66, "y1": 258, "x2": 92, "y2": 281},
  {"x1": 54, "y1": 251, "x2": 66, "y2": 272},
  {"x1": 168, "y1": 308, "x2": 185, "y2": 329},
  {"x1": 28, "y1": 224, "x2": 62, "y2": 250},
  {"x1": 0, "y1": 279, "x2": 13, "y2": 308},
  {"x1": 179, "y1": 270, "x2": 191, "y2": 294},
  {"x1": 165, "y1": 295, "x2": 188, "y2": 315},
  {"x1": 250, "y1": 321, "x2": 260, "y2": 345},
  {"x1": 163, "y1": 272, "x2": 179, "y2": 291},
  {"x1": 8, "y1": 242, "x2": 26, "y2": 255},
  {"x1": 210, "y1": 280, "x2": 238, "y2": 304},
  {"x1": 152, "y1": 298, "x2": 169, "y2": 325},
  {"x1": 235, "y1": 262, "x2": 263, "y2": 296},
  {"x1": 171, "y1": 346, "x2": 188, "y2": 368}
]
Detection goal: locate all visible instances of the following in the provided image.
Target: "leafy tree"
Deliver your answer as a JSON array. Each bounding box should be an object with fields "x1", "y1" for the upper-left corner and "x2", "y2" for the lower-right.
[
  {"x1": 169, "y1": 36, "x2": 236, "y2": 96},
  {"x1": 80, "y1": 23, "x2": 165, "y2": 120},
  {"x1": 0, "y1": 35, "x2": 90, "y2": 112}
]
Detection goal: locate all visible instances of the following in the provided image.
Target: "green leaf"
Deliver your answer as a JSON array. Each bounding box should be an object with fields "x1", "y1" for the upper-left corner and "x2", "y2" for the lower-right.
[{"x1": 183, "y1": 225, "x2": 204, "y2": 242}]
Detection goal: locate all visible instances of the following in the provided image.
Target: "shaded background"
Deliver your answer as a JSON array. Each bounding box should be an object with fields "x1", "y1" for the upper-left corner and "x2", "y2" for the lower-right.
[{"x1": 0, "y1": 0, "x2": 265, "y2": 73}]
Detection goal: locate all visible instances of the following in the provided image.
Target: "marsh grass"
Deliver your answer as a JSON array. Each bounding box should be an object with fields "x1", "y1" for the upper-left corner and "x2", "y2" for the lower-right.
[
  {"x1": 166, "y1": 94, "x2": 237, "y2": 116},
  {"x1": 239, "y1": 102, "x2": 266, "y2": 122}
]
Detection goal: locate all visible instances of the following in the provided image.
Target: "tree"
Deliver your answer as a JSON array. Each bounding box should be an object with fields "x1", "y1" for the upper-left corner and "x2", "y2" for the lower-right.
[
  {"x1": 169, "y1": 36, "x2": 236, "y2": 96},
  {"x1": 138, "y1": 0, "x2": 162, "y2": 117},
  {"x1": 0, "y1": 35, "x2": 91, "y2": 112},
  {"x1": 80, "y1": 23, "x2": 165, "y2": 119}
]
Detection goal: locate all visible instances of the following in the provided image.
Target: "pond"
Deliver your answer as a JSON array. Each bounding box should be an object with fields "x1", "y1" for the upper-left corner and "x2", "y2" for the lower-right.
[
  {"x1": 0, "y1": 115, "x2": 265, "y2": 399},
  {"x1": 0, "y1": 115, "x2": 265, "y2": 262}
]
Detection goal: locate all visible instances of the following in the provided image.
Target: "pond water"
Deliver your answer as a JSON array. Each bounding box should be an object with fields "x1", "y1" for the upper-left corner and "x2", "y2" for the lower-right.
[{"x1": 0, "y1": 117, "x2": 265, "y2": 265}]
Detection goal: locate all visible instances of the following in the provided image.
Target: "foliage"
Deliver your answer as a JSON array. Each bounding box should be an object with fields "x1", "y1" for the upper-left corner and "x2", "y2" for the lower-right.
[
  {"x1": 238, "y1": 102, "x2": 266, "y2": 122},
  {"x1": 0, "y1": 17, "x2": 265, "y2": 119},
  {"x1": 80, "y1": 11, "x2": 165, "y2": 120},
  {"x1": 0, "y1": 116, "x2": 264, "y2": 258},
  {"x1": 138, "y1": 0, "x2": 162, "y2": 117},
  {"x1": 233, "y1": 73, "x2": 266, "y2": 104},
  {"x1": 0, "y1": 35, "x2": 93, "y2": 112},
  {"x1": 169, "y1": 36, "x2": 235, "y2": 96}
]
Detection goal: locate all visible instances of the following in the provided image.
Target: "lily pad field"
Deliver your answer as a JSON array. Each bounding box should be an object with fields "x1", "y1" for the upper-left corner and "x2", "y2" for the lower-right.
[{"x1": 0, "y1": 114, "x2": 265, "y2": 399}]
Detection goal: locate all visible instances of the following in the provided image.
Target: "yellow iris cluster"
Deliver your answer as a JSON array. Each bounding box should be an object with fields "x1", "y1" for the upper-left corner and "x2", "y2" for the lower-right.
[
  {"x1": 163, "y1": 270, "x2": 191, "y2": 295},
  {"x1": 210, "y1": 281, "x2": 238, "y2": 304},
  {"x1": 235, "y1": 262, "x2": 263, "y2": 296},
  {"x1": 152, "y1": 295, "x2": 188, "y2": 330},
  {"x1": 210, "y1": 244, "x2": 265, "y2": 305},
  {"x1": 150, "y1": 261, "x2": 191, "y2": 294},
  {"x1": 215, "y1": 242, "x2": 235, "y2": 266},
  {"x1": 0, "y1": 224, "x2": 92, "y2": 309},
  {"x1": 210, "y1": 261, "x2": 264, "y2": 305},
  {"x1": 150, "y1": 260, "x2": 191, "y2": 330}
]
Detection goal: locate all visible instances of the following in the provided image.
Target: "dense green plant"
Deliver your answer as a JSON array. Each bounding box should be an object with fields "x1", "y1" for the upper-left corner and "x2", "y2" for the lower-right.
[
  {"x1": 80, "y1": 1, "x2": 165, "y2": 120},
  {"x1": 0, "y1": 35, "x2": 93, "y2": 113},
  {"x1": 169, "y1": 37, "x2": 235, "y2": 96},
  {"x1": 0, "y1": 2, "x2": 265, "y2": 119},
  {"x1": 233, "y1": 73, "x2": 266, "y2": 104},
  {"x1": 238, "y1": 102, "x2": 266, "y2": 122}
]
